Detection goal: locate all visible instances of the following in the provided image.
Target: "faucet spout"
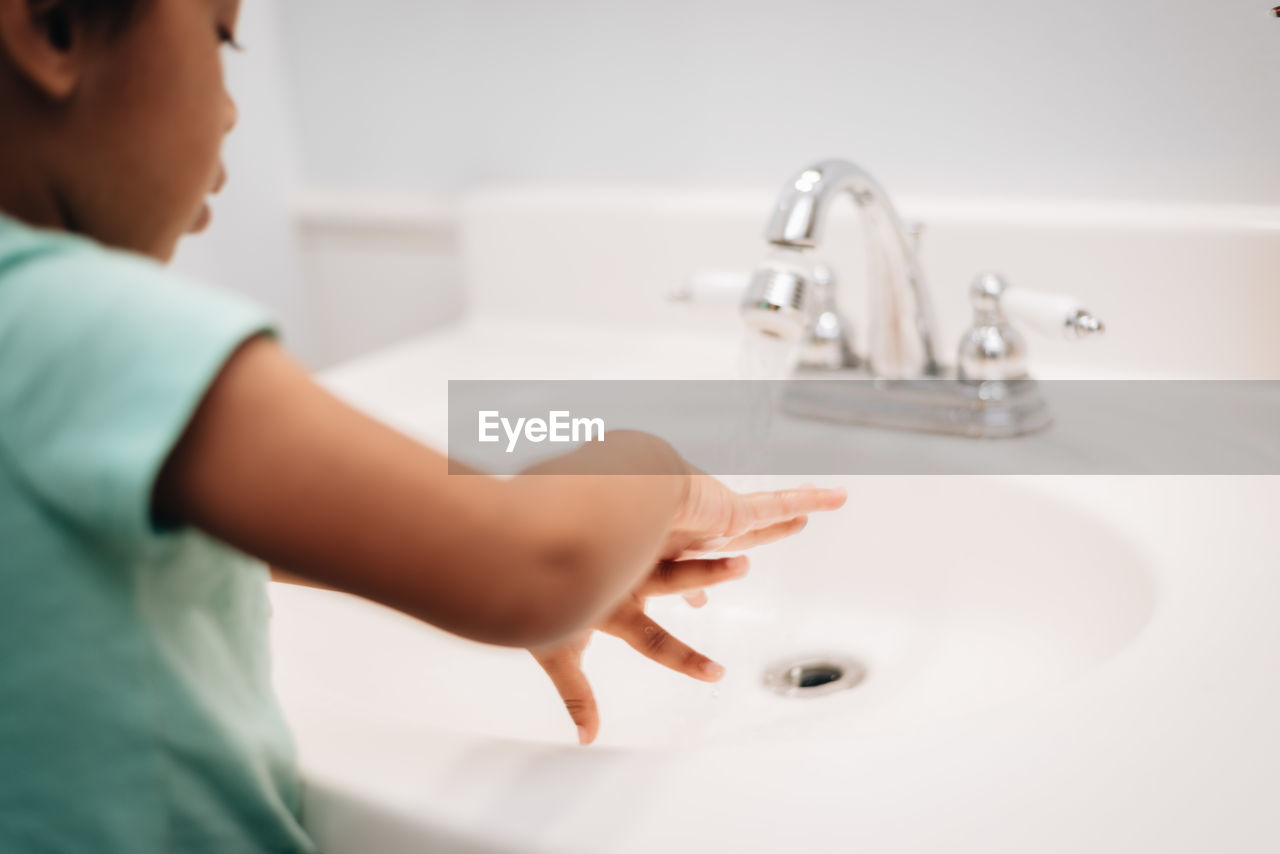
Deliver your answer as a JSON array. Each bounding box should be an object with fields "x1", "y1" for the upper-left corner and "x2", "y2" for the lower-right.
[{"x1": 763, "y1": 159, "x2": 941, "y2": 379}]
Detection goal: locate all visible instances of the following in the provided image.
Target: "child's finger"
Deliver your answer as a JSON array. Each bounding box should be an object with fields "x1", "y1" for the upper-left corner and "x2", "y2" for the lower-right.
[
  {"x1": 682, "y1": 589, "x2": 708, "y2": 608},
  {"x1": 606, "y1": 612, "x2": 725, "y2": 682},
  {"x1": 745, "y1": 486, "x2": 846, "y2": 526},
  {"x1": 532, "y1": 649, "x2": 600, "y2": 745},
  {"x1": 720, "y1": 515, "x2": 808, "y2": 551},
  {"x1": 638, "y1": 555, "x2": 748, "y2": 596}
]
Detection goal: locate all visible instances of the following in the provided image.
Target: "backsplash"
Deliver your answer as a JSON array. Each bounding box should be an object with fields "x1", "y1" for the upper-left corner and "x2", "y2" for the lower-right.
[{"x1": 296, "y1": 187, "x2": 1280, "y2": 378}]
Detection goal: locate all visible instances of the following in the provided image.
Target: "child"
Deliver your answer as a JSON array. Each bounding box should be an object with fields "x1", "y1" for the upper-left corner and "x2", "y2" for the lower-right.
[{"x1": 0, "y1": 1, "x2": 846, "y2": 852}]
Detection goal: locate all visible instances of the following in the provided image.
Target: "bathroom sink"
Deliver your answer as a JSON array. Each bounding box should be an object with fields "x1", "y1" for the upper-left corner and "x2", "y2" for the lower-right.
[
  {"x1": 270, "y1": 318, "x2": 1280, "y2": 854},
  {"x1": 269, "y1": 476, "x2": 1154, "y2": 750},
  {"x1": 276, "y1": 177, "x2": 1280, "y2": 851}
]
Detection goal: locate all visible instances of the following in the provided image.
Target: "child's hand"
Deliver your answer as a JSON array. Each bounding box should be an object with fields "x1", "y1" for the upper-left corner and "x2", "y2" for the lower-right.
[
  {"x1": 530, "y1": 479, "x2": 845, "y2": 745},
  {"x1": 662, "y1": 474, "x2": 847, "y2": 563}
]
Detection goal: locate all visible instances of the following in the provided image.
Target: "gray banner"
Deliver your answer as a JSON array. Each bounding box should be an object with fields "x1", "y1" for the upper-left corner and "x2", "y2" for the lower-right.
[{"x1": 447, "y1": 380, "x2": 1280, "y2": 475}]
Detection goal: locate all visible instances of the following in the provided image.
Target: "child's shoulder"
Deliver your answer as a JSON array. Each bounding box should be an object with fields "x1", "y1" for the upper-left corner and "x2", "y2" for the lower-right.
[
  {"x1": 0, "y1": 212, "x2": 279, "y2": 543},
  {"x1": 0, "y1": 211, "x2": 269, "y2": 340},
  {"x1": 1, "y1": 210, "x2": 171, "y2": 291}
]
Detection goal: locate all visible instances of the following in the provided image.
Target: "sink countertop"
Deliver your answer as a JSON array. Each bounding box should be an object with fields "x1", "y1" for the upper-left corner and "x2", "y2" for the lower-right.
[{"x1": 282, "y1": 316, "x2": 1280, "y2": 854}]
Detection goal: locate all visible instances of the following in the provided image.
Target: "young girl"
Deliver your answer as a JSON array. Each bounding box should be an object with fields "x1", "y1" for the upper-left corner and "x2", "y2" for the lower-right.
[{"x1": 0, "y1": 1, "x2": 845, "y2": 851}]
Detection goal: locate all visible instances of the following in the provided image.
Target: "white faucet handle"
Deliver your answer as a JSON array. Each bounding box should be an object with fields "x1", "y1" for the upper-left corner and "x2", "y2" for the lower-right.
[
  {"x1": 958, "y1": 273, "x2": 1106, "y2": 382},
  {"x1": 669, "y1": 270, "x2": 751, "y2": 304},
  {"x1": 1001, "y1": 287, "x2": 1105, "y2": 339}
]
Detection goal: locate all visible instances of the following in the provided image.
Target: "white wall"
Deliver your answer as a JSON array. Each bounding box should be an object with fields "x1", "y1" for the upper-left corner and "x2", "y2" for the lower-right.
[
  {"x1": 276, "y1": 0, "x2": 1280, "y2": 204},
  {"x1": 173, "y1": 1, "x2": 1280, "y2": 368}
]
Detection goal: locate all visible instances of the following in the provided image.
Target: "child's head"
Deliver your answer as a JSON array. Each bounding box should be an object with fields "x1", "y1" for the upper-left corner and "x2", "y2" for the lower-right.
[{"x1": 0, "y1": 0, "x2": 241, "y2": 260}]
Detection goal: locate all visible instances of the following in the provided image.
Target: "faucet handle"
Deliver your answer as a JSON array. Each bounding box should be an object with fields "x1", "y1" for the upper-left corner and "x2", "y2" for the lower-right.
[
  {"x1": 957, "y1": 273, "x2": 1105, "y2": 382},
  {"x1": 669, "y1": 271, "x2": 751, "y2": 304},
  {"x1": 1001, "y1": 287, "x2": 1105, "y2": 339}
]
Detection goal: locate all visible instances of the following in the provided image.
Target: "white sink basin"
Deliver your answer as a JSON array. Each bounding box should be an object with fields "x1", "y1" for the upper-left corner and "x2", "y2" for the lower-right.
[
  {"x1": 270, "y1": 476, "x2": 1154, "y2": 750},
  {"x1": 277, "y1": 318, "x2": 1279, "y2": 854}
]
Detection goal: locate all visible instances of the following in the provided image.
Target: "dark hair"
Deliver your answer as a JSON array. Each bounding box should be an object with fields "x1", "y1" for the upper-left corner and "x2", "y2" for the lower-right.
[{"x1": 47, "y1": 0, "x2": 143, "y2": 48}]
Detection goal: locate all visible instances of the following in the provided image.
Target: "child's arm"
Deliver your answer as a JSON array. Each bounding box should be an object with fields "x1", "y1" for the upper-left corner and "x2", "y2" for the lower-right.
[
  {"x1": 154, "y1": 335, "x2": 691, "y2": 649},
  {"x1": 267, "y1": 566, "x2": 333, "y2": 590}
]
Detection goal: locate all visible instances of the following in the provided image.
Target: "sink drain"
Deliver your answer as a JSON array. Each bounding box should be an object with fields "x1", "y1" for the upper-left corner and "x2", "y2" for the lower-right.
[{"x1": 763, "y1": 654, "x2": 867, "y2": 698}]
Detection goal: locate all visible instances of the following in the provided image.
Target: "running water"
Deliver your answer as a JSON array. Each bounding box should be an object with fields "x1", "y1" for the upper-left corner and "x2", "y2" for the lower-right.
[
  {"x1": 698, "y1": 329, "x2": 803, "y2": 708},
  {"x1": 738, "y1": 327, "x2": 802, "y2": 383},
  {"x1": 725, "y1": 328, "x2": 802, "y2": 491}
]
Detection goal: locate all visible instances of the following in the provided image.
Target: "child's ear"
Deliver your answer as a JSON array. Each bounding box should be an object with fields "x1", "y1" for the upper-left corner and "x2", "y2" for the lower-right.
[{"x1": 0, "y1": 0, "x2": 89, "y2": 101}]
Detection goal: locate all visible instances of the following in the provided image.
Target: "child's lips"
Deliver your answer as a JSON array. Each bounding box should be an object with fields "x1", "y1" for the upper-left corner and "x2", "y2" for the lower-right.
[{"x1": 188, "y1": 166, "x2": 226, "y2": 233}]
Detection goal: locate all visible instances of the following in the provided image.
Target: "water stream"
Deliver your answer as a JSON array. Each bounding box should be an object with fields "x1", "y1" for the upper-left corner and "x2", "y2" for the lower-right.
[{"x1": 725, "y1": 328, "x2": 801, "y2": 490}]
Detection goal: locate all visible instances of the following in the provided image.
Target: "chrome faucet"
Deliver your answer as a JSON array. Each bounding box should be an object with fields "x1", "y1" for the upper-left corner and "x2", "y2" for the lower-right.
[
  {"x1": 740, "y1": 158, "x2": 1104, "y2": 438},
  {"x1": 744, "y1": 159, "x2": 941, "y2": 380}
]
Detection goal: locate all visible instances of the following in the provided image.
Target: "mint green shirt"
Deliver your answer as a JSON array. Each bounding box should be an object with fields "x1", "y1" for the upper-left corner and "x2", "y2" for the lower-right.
[{"x1": 0, "y1": 213, "x2": 317, "y2": 853}]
